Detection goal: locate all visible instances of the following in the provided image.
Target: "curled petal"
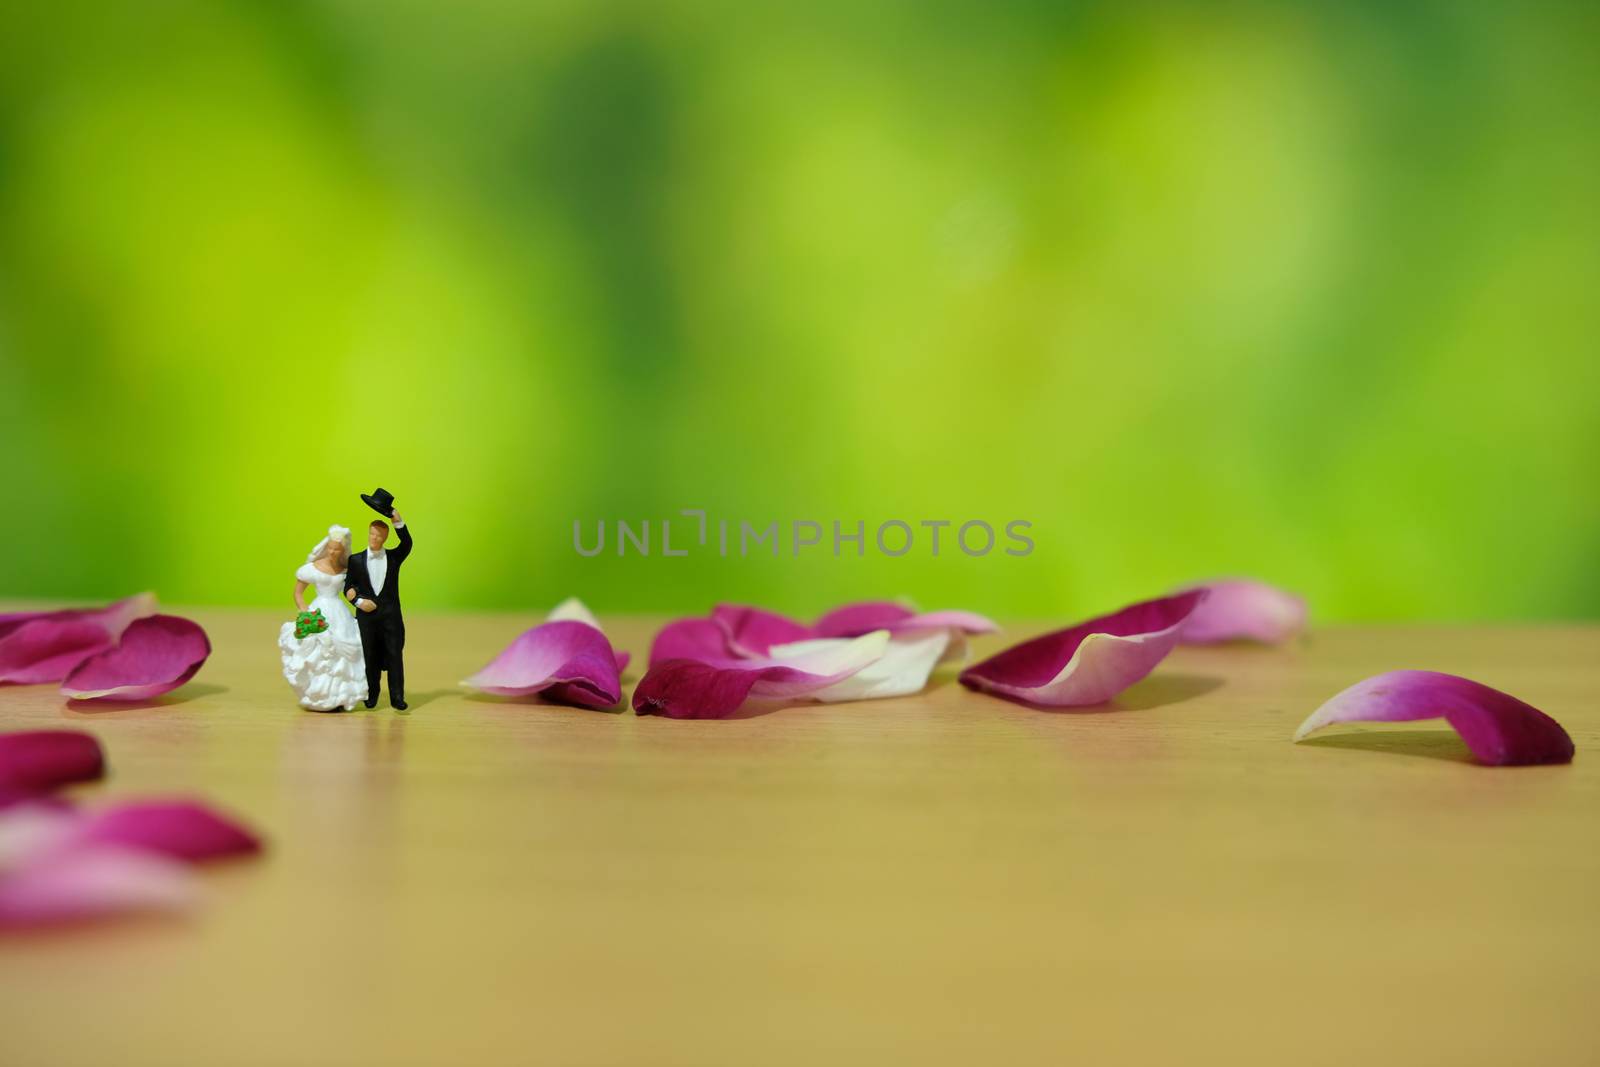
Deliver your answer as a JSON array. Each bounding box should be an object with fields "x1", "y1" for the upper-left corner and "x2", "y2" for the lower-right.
[
  {"x1": 1180, "y1": 579, "x2": 1306, "y2": 645},
  {"x1": 461, "y1": 620, "x2": 624, "y2": 708},
  {"x1": 546, "y1": 598, "x2": 629, "y2": 672},
  {"x1": 709, "y1": 604, "x2": 811, "y2": 658},
  {"x1": 0, "y1": 730, "x2": 105, "y2": 793},
  {"x1": 0, "y1": 845, "x2": 197, "y2": 927},
  {"x1": 75, "y1": 800, "x2": 263, "y2": 863},
  {"x1": 633, "y1": 630, "x2": 891, "y2": 719},
  {"x1": 60, "y1": 614, "x2": 211, "y2": 702},
  {"x1": 959, "y1": 592, "x2": 1203, "y2": 708},
  {"x1": 1294, "y1": 670, "x2": 1574, "y2": 766},
  {"x1": 773, "y1": 630, "x2": 951, "y2": 703},
  {"x1": 0, "y1": 593, "x2": 159, "y2": 685}
]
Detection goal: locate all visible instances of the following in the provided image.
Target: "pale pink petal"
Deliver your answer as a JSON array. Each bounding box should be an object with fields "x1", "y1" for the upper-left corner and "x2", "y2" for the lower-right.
[
  {"x1": 959, "y1": 592, "x2": 1204, "y2": 708},
  {"x1": 709, "y1": 604, "x2": 811, "y2": 658},
  {"x1": 0, "y1": 593, "x2": 159, "y2": 685},
  {"x1": 59, "y1": 614, "x2": 211, "y2": 702},
  {"x1": 461, "y1": 620, "x2": 624, "y2": 708},
  {"x1": 0, "y1": 804, "x2": 80, "y2": 863},
  {"x1": 773, "y1": 631, "x2": 951, "y2": 703},
  {"x1": 633, "y1": 631, "x2": 891, "y2": 719},
  {"x1": 0, "y1": 730, "x2": 105, "y2": 792},
  {"x1": 1179, "y1": 578, "x2": 1306, "y2": 644},
  {"x1": 0, "y1": 845, "x2": 197, "y2": 927},
  {"x1": 1294, "y1": 670, "x2": 1574, "y2": 766}
]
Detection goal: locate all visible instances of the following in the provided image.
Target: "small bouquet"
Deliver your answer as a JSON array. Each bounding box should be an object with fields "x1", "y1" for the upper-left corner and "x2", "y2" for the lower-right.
[{"x1": 294, "y1": 609, "x2": 329, "y2": 640}]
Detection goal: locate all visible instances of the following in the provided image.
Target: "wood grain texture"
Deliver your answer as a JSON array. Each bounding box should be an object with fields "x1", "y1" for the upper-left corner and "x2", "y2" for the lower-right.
[{"x1": 1, "y1": 608, "x2": 1597, "y2": 1066}]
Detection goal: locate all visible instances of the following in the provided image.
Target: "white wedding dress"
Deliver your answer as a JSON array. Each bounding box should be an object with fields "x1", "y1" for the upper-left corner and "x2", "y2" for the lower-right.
[{"x1": 277, "y1": 563, "x2": 366, "y2": 711}]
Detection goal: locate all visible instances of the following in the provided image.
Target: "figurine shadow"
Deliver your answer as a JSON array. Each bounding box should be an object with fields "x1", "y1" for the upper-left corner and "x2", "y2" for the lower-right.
[
  {"x1": 62, "y1": 682, "x2": 229, "y2": 714},
  {"x1": 1297, "y1": 729, "x2": 1476, "y2": 765},
  {"x1": 398, "y1": 688, "x2": 454, "y2": 711}
]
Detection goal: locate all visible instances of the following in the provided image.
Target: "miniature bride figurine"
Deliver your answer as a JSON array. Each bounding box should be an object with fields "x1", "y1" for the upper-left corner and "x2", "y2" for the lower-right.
[{"x1": 277, "y1": 524, "x2": 367, "y2": 712}]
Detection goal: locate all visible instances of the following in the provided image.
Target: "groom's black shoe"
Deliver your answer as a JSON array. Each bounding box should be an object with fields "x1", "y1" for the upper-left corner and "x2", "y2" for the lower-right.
[
  {"x1": 364, "y1": 697, "x2": 378, "y2": 709},
  {"x1": 391, "y1": 700, "x2": 408, "y2": 711}
]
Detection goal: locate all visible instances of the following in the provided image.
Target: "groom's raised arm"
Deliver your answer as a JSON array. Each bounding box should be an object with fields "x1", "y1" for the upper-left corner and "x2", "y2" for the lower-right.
[{"x1": 392, "y1": 514, "x2": 413, "y2": 563}]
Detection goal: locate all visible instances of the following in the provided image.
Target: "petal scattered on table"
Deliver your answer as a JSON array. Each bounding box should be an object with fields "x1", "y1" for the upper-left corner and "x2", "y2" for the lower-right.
[
  {"x1": 1179, "y1": 578, "x2": 1306, "y2": 645},
  {"x1": 0, "y1": 730, "x2": 105, "y2": 793},
  {"x1": 461, "y1": 618, "x2": 625, "y2": 709},
  {"x1": 0, "y1": 593, "x2": 159, "y2": 685},
  {"x1": 59, "y1": 614, "x2": 211, "y2": 702},
  {"x1": 633, "y1": 630, "x2": 891, "y2": 719},
  {"x1": 1293, "y1": 669, "x2": 1574, "y2": 766},
  {"x1": 959, "y1": 591, "x2": 1204, "y2": 708}
]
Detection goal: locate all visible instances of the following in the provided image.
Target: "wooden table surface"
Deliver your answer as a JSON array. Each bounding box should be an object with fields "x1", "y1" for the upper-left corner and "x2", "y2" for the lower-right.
[{"x1": 1, "y1": 608, "x2": 1596, "y2": 1066}]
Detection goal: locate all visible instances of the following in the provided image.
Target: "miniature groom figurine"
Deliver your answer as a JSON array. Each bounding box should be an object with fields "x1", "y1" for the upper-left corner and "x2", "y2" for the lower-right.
[{"x1": 345, "y1": 488, "x2": 414, "y2": 710}]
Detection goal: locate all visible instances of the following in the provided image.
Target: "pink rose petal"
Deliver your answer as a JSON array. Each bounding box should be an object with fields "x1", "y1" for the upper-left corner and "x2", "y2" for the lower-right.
[
  {"x1": 59, "y1": 614, "x2": 211, "y2": 702},
  {"x1": 74, "y1": 800, "x2": 263, "y2": 862},
  {"x1": 1294, "y1": 670, "x2": 1574, "y2": 766},
  {"x1": 648, "y1": 617, "x2": 736, "y2": 668},
  {"x1": 633, "y1": 630, "x2": 891, "y2": 719},
  {"x1": 811, "y1": 600, "x2": 915, "y2": 635},
  {"x1": 462, "y1": 620, "x2": 624, "y2": 708},
  {"x1": 1179, "y1": 578, "x2": 1306, "y2": 645},
  {"x1": 0, "y1": 845, "x2": 197, "y2": 927},
  {"x1": 544, "y1": 598, "x2": 630, "y2": 672},
  {"x1": 959, "y1": 591, "x2": 1204, "y2": 708},
  {"x1": 812, "y1": 601, "x2": 998, "y2": 639},
  {"x1": 0, "y1": 593, "x2": 158, "y2": 685},
  {"x1": 652, "y1": 601, "x2": 998, "y2": 669},
  {"x1": 709, "y1": 604, "x2": 812, "y2": 658},
  {"x1": 0, "y1": 730, "x2": 105, "y2": 793}
]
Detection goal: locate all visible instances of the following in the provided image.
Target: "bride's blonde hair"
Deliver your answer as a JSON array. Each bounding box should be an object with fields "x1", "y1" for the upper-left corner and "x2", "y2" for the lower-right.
[{"x1": 308, "y1": 525, "x2": 352, "y2": 568}]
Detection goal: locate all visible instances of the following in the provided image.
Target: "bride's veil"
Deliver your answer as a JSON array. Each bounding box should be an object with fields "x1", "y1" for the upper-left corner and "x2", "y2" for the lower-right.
[{"x1": 307, "y1": 524, "x2": 352, "y2": 564}]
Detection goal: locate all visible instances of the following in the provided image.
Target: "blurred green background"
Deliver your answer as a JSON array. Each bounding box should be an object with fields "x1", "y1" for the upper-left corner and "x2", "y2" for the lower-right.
[{"x1": 1, "y1": 1, "x2": 1596, "y2": 621}]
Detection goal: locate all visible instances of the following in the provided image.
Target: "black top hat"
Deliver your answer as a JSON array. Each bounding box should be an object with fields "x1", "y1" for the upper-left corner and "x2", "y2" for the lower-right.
[{"x1": 361, "y1": 487, "x2": 396, "y2": 517}]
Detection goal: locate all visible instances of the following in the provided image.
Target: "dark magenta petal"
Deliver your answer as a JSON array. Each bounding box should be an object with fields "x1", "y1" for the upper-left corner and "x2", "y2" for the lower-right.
[
  {"x1": 1295, "y1": 670, "x2": 1574, "y2": 766},
  {"x1": 633, "y1": 631, "x2": 891, "y2": 719},
  {"x1": 959, "y1": 592, "x2": 1204, "y2": 707},
  {"x1": 0, "y1": 789, "x2": 75, "y2": 813},
  {"x1": 0, "y1": 730, "x2": 105, "y2": 792},
  {"x1": 0, "y1": 593, "x2": 158, "y2": 685},
  {"x1": 629, "y1": 660, "x2": 767, "y2": 719},
  {"x1": 73, "y1": 800, "x2": 262, "y2": 862},
  {"x1": 59, "y1": 614, "x2": 211, "y2": 702},
  {"x1": 1179, "y1": 578, "x2": 1306, "y2": 644},
  {"x1": 648, "y1": 617, "x2": 736, "y2": 668},
  {"x1": 709, "y1": 604, "x2": 812, "y2": 657},
  {"x1": 461, "y1": 620, "x2": 623, "y2": 708},
  {"x1": 0, "y1": 846, "x2": 196, "y2": 927}
]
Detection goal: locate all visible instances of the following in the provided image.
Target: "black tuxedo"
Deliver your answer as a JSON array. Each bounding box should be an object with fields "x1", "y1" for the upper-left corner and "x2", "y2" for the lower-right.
[{"x1": 344, "y1": 523, "x2": 413, "y2": 705}]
